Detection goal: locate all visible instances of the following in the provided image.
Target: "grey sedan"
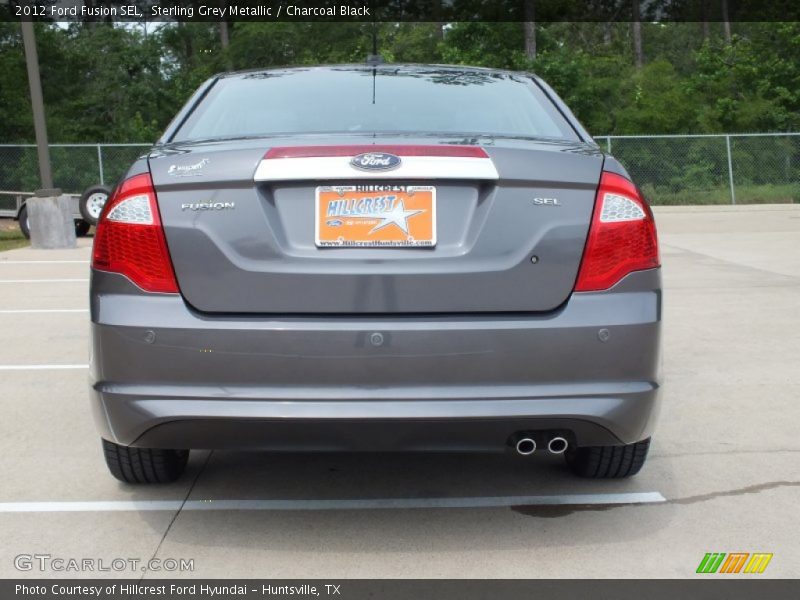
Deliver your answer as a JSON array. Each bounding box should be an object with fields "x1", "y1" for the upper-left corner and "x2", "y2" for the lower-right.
[{"x1": 89, "y1": 65, "x2": 661, "y2": 483}]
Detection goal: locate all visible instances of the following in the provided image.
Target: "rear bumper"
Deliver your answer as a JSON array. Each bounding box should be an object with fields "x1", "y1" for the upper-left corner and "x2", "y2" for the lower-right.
[{"x1": 89, "y1": 269, "x2": 662, "y2": 450}]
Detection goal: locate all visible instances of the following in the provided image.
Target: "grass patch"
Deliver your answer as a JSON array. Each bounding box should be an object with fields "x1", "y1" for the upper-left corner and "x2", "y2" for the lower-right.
[
  {"x1": 0, "y1": 225, "x2": 28, "y2": 252},
  {"x1": 643, "y1": 183, "x2": 800, "y2": 205}
]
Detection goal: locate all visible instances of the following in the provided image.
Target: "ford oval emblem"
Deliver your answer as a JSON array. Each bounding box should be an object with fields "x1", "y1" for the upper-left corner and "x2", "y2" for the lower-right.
[{"x1": 350, "y1": 152, "x2": 402, "y2": 171}]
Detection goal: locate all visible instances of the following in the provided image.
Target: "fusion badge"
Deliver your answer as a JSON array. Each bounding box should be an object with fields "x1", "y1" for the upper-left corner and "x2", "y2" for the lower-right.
[{"x1": 181, "y1": 202, "x2": 235, "y2": 211}]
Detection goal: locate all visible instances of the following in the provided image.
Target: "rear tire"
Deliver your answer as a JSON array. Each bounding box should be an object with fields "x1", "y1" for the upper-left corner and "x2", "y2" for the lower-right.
[
  {"x1": 18, "y1": 204, "x2": 30, "y2": 239},
  {"x1": 565, "y1": 438, "x2": 651, "y2": 478},
  {"x1": 102, "y1": 439, "x2": 189, "y2": 484},
  {"x1": 74, "y1": 220, "x2": 91, "y2": 237}
]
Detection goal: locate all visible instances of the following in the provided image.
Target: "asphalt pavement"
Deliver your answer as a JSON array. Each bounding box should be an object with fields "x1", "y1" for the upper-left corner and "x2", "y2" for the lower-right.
[{"x1": 0, "y1": 204, "x2": 798, "y2": 578}]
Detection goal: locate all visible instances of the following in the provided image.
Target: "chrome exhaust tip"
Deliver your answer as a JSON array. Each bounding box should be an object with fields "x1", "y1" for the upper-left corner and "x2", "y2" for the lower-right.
[
  {"x1": 515, "y1": 438, "x2": 537, "y2": 456},
  {"x1": 547, "y1": 437, "x2": 568, "y2": 454}
]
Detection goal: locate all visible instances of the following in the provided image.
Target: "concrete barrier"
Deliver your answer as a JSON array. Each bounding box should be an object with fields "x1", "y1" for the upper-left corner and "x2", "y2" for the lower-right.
[{"x1": 27, "y1": 190, "x2": 77, "y2": 249}]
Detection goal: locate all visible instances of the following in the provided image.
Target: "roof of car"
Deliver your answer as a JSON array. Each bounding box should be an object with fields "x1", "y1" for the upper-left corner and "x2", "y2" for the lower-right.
[{"x1": 217, "y1": 63, "x2": 536, "y2": 80}]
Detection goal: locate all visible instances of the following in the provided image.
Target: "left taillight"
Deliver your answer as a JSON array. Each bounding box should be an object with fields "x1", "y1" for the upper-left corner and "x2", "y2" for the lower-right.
[{"x1": 91, "y1": 172, "x2": 179, "y2": 293}]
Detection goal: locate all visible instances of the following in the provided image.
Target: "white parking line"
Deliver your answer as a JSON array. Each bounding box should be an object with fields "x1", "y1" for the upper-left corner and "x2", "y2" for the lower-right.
[
  {"x1": 0, "y1": 279, "x2": 89, "y2": 283},
  {"x1": 0, "y1": 260, "x2": 89, "y2": 264},
  {"x1": 0, "y1": 501, "x2": 182, "y2": 513},
  {"x1": 0, "y1": 492, "x2": 665, "y2": 512},
  {"x1": 0, "y1": 309, "x2": 88, "y2": 314},
  {"x1": 0, "y1": 364, "x2": 88, "y2": 371}
]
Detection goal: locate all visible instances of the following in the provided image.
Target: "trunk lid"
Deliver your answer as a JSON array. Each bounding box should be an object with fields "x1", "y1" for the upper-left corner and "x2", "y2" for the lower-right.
[{"x1": 149, "y1": 136, "x2": 603, "y2": 314}]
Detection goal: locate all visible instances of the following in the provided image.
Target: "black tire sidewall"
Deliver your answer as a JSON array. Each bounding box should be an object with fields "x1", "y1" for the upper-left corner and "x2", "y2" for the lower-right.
[
  {"x1": 74, "y1": 220, "x2": 91, "y2": 237},
  {"x1": 18, "y1": 204, "x2": 30, "y2": 239},
  {"x1": 102, "y1": 439, "x2": 189, "y2": 484}
]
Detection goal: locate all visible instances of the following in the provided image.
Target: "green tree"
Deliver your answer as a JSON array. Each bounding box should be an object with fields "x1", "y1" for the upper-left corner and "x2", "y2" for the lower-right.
[
  {"x1": 615, "y1": 59, "x2": 697, "y2": 133},
  {"x1": 2, "y1": 21, "x2": 800, "y2": 146},
  {"x1": 0, "y1": 23, "x2": 35, "y2": 144},
  {"x1": 41, "y1": 23, "x2": 168, "y2": 142},
  {"x1": 689, "y1": 23, "x2": 800, "y2": 132}
]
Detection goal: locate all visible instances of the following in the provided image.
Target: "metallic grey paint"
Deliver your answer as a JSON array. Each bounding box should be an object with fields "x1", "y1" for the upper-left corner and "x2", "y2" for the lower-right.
[
  {"x1": 89, "y1": 268, "x2": 661, "y2": 450},
  {"x1": 148, "y1": 137, "x2": 603, "y2": 314},
  {"x1": 91, "y1": 65, "x2": 662, "y2": 454}
]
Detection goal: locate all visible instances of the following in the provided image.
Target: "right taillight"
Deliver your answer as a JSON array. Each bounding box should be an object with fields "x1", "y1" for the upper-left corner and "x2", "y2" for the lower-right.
[
  {"x1": 574, "y1": 171, "x2": 659, "y2": 292},
  {"x1": 91, "y1": 173, "x2": 179, "y2": 293}
]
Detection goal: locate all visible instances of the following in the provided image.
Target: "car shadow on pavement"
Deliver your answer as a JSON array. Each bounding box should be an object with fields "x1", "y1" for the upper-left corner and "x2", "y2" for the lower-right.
[{"x1": 132, "y1": 449, "x2": 675, "y2": 557}]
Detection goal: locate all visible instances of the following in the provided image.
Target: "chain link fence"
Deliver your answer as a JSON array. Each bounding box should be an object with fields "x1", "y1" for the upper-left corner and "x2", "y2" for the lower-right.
[
  {"x1": 1, "y1": 135, "x2": 798, "y2": 214},
  {"x1": 0, "y1": 143, "x2": 150, "y2": 216},
  {"x1": 0, "y1": 144, "x2": 152, "y2": 217},
  {"x1": 594, "y1": 133, "x2": 800, "y2": 205},
  {"x1": 0, "y1": 143, "x2": 150, "y2": 190}
]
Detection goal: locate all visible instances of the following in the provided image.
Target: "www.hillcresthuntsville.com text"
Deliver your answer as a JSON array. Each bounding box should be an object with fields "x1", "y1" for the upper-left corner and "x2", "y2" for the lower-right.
[{"x1": 18, "y1": 4, "x2": 371, "y2": 19}]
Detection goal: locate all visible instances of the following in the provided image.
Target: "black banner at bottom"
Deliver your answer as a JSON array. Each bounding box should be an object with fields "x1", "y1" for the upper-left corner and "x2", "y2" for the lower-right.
[{"x1": 3, "y1": 580, "x2": 799, "y2": 600}]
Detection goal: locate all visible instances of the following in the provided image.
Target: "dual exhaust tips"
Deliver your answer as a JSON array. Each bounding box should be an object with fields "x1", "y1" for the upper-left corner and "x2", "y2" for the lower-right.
[{"x1": 515, "y1": 436, "x2": 568, "y2": 456}]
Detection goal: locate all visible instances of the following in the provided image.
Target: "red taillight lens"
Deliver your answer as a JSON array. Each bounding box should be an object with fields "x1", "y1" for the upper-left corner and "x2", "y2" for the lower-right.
[
  {"x1": 91, "y1": 173, "x2": 179, "y2": 293},
  {"x1": 574, "y1": 171, "x2": 659, "y2": 292}
]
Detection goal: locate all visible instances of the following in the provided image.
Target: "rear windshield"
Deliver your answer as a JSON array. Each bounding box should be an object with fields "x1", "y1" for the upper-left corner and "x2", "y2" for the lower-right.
[{"x1": 172, "y1": 67, "x2": 580, "y2": 142}]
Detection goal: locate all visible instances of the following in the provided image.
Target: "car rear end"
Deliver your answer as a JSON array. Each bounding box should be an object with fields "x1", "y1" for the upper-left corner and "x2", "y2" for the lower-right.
[{"x1": 89, "y1": 65, "x2": 661, "y2": 483}]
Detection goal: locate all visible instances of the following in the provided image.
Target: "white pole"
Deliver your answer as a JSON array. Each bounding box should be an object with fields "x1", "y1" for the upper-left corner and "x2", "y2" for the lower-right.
[
  {"x1": 97, "y1": 144, "x2": 104, "y2": 185},
  {"x1": 725, "y1": 135, "x2": 736, "y2": 205}
]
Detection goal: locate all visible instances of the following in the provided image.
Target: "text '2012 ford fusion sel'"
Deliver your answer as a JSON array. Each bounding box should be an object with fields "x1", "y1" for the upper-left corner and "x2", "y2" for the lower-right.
[{"x1": 89, "y1": 65, "x2": 661, "y2": 483}]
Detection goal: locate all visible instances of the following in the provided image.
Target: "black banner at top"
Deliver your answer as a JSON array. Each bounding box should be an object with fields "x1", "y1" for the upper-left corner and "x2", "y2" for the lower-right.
[{"x1": 4, "y1": 0, "x2": 800, "y2": 23}]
